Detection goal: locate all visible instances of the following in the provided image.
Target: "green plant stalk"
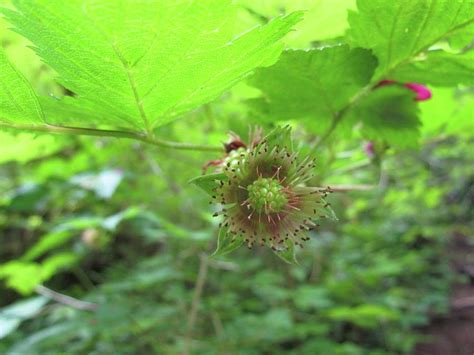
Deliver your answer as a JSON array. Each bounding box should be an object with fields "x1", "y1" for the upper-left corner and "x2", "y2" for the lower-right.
[
  {"x1": 0, "y1": 122, "x2": 223, "y2": 152},
  {"x1": 310, "y1": 83, "x2": 375, "y2": 154}
]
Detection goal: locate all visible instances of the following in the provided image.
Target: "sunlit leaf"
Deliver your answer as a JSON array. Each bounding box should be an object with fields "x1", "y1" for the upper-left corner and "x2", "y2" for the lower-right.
[{"x1": 3, "y1": 0, "x2": 302, "y2": 131}]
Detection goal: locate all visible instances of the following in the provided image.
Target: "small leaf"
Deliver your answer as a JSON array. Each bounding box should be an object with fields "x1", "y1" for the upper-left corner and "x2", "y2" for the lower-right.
[
  {"x1": 40, "y1": 252, "x2": 79, "y2": 280},
  {"x1": 22, "y1": 230, "x2": 74, "y2": 262},
  {"x1": 0, "y1": 261, "x2": 44, "y2": 295},
  {"x1": 189, "y1": 173, "x2": 227, "y2": 197},
  {"x1": 0, "y1": 296, "x2": 49, "y2": 339},
  {"x1": 211, "y1": 228, "x2": 244, "y2": 257}
]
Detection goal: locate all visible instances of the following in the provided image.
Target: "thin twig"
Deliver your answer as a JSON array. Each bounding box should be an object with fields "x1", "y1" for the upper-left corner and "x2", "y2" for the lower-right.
[
  {"x1": 35, "y1": 285, "x2": 99, "y2": 312},
  {"x1": 182, "y1": 254, "x2": 209, "y2": 355},
  {"x1": 452, "y1": 296, "x2": 474, "y2": 311},
  {"x1": 0, "y1": 122, "x2": 224, "y2": 152}
]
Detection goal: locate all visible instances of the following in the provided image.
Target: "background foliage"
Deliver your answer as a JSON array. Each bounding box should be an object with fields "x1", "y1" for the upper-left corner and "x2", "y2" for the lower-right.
[{"x1": 0, "y1": 0, "x2": 473, "y2": 354}]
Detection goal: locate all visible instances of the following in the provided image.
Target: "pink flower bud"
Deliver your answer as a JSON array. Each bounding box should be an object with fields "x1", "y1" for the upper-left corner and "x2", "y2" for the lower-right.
[
  {"x1": 364, "y1": 141, "x2": 375, "y2": 158},
  {"x1": 404, "y1": 83, "x2": 432, "y2": 101},
  {"x1": 375, "y1": 80, "x2": 432, "y2": 102}
]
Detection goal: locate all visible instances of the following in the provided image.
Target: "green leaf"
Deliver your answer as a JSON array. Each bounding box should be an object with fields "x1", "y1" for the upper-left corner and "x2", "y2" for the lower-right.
[
  {"x1": 40, "y1": 252, "x2": 79, "y2": 280},
  {"x1": 3, "y1": 1, "x2": 303, "y2": 131},
  {"x1": 420, "y1": 88, "x2": 474, "y2": 135},
  {"x1": 0, "y1": 261, "x2": 44, "y2": 295},
  {"x1": 0, "y1": 254, "x2": 78, "y2": 295},
  {"x1": 248, "y1": 46, "x2": 377, "y2": 133},
  {"x1": 347, "y1": 86, "x2": 421, "y2": 148},
  {"x1": 392, "y1": 50, "x2": 474, "y2": 87},
  {"x1": 22, "y1": 231, "x2": 74, "y2": 262},
  {"x1": 326, "y1": 304, "x2": 399, "y2": 328},
  {"x1": 0, "y1": 47, "x2": 44, "y2": 124},
  {"x1": 0, "y1": 296, "x2": 48, "y2": 339},
  {"x1": 294, "y1": 286, "x2": 333, "y2": 310},
  {"x1": 0, "y1": 131, "x2": 66, "y2": 164},
  {"x1": 211, "y1": 228, "x2": 244, "y2": 257},
  {"x1": 348, "y1": 0, "x2": 474, "y2": 78},
  {"x1": 448, "y1": 22, "x2": 474, "y2": 50},
  {"x1": 6, "y1": 323, "x2": 80, "y2": 354},
  {"x1": 239, "y1": 0, "x2": 356, "y2": 47},
  {"x1": 190, "y1": 173, "x2": 227, "y2": 197}
]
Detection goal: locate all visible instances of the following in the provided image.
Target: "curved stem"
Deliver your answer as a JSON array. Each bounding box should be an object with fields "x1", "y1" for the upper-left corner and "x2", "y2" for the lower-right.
[{"x1": 0, "y1": 122, "x2": 224, "y2": 152}]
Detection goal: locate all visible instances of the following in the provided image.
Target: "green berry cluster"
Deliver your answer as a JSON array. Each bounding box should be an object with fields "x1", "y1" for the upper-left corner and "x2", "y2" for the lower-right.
[{"x1": 247, "y1": 177, "x2": 288, "y2": 213}]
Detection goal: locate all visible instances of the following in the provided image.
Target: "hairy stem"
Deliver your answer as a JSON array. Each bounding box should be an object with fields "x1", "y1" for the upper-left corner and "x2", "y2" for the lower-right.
[{"x1": 0, "y1": 122, "x2": 223, "y2": 152}]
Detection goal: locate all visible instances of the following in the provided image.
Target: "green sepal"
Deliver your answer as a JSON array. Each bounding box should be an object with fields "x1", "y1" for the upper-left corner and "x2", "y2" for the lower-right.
[
  {"x1": 316, "y1": 201, "x2": 339, "y2": 221},
  {"x1": 273, "y1": 240, "x2": 299, "y2": 265},
  {"x1": 211, "y1": 228, "x2": 244, "y2": 258},
  {"x1": 189, "y1": 173, "x2": 227, "y2": 197},
  {"x1": 262, "y1": 125, "x2": 293, "y2": 153}
]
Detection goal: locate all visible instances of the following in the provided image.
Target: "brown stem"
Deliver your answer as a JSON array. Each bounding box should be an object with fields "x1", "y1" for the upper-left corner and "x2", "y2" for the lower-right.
[
  {"x1": 35, "y1": 285, "x2": 99, "y2": 312},
  {"x1": 182, "y1": 254, "x2": 209, "y2": 355}
]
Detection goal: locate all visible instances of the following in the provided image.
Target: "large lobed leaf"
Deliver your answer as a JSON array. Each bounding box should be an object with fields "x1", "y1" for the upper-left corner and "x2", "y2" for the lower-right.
[
  {"x1": 348, "y1": 0, "x2": 474, "y2": 78},
  {"x1": 247, "y1": 45, "x2": 377, "y2": 132},
  {"x1": 1, "y1": 0, "x2": 302, "y2": 132}
]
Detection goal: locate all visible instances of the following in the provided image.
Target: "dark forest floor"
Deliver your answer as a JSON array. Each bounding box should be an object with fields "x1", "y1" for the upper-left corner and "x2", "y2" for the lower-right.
[{"x1": 415, "y1": 233, "x2": 474, "y2": 355}]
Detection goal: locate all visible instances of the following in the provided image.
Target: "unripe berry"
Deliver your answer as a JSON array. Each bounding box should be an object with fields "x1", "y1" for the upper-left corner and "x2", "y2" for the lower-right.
[
  {"x1": 210, "y1": 132, "x2": 335, "y2": 251},
  {"x1": 247, "y1": 177, "x2": 288, "y2": 213}
]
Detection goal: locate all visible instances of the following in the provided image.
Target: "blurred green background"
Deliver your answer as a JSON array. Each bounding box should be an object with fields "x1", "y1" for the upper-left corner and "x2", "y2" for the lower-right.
[{"x1": 1, "y1": 0, "x2": 473, "y2": 354}]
